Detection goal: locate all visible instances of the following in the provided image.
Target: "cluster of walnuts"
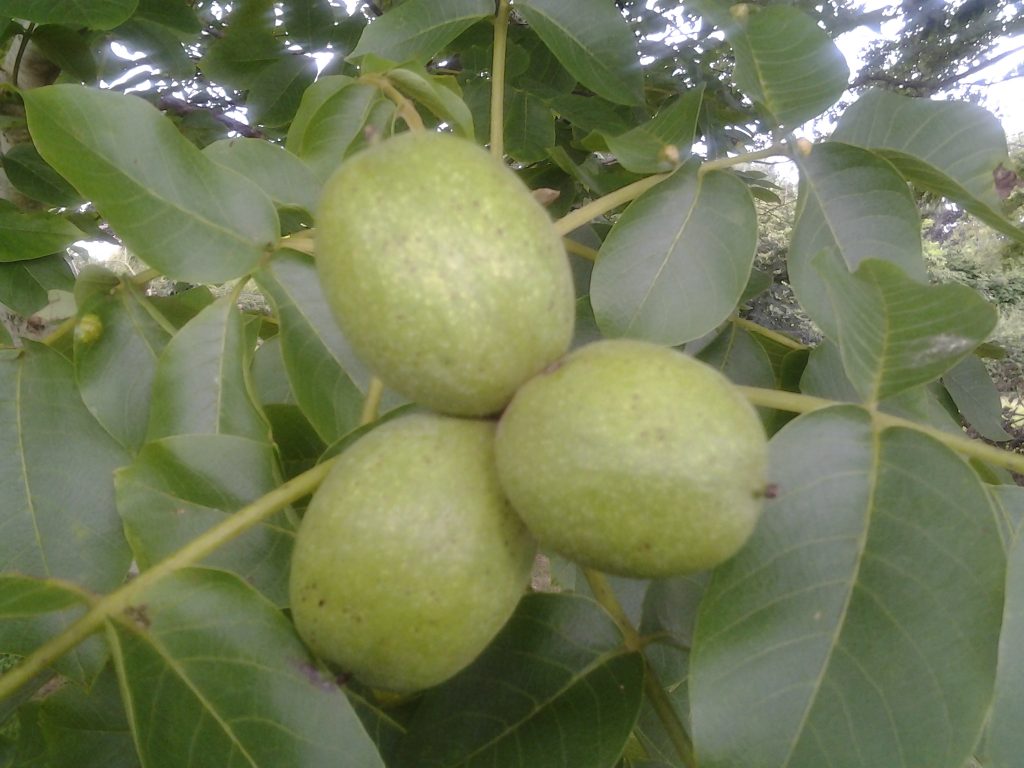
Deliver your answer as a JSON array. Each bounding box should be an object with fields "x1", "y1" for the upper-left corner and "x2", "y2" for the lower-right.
[{"x1": 289, "y1": 131, "x2": 768, "y2": 693}]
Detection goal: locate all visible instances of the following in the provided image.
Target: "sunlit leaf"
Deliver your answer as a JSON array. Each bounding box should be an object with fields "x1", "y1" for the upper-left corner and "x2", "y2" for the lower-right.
[
  {"x1": 24, "y1": 85, "x2": 279, "y2": 283},
  {"x1": 74, "y1": 284, "x2": 171, "y2": 452},
  {"x1": 107, "y1": 568, "x2": 384, "y2": 768},
  {"x1": 0, "y1": 0, "x2": 136, "y2": 29},
  {"x1": 695, "y1": 2, "x2": 847, "y2": 127},
  {"x1": 833, "y1": 88, "x2": 1023, "y2": 241},
  {"x1": 690, "y1": 406, "x2": 1004, "y2": 768},
  {"x1": 789, "y1": 141, "x2": 925, "y2": 338},
  {"x1": 349, "y1": 0, "x2": 493, "y2": 64},
  {"x1": 146, "y1": 295, "x2": 270, "y2": 442},
  {"x1": 602, "y1": 87, "x2": 704, "y2": 174},
  {"x1": 516, "y1": 0, "x2": 644, "y2": 106},
  {"x1": 396, "y1": 592, "x2": 644, "y2": 767},
  {"x1": 115, "y1": 434, "x2": 294, "y2": 605},
  {"x1": 592, "y1": 164, "x2": 757, "y2": 345}
]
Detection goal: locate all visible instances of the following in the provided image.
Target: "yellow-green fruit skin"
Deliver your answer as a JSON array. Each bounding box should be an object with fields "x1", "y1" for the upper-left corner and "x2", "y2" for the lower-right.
[
  {"x1": 494, "y1": 340, "x2": 768, "y2": 578},
  {"x1": 289, "y1": 413, "x2": 535, "y2": 692},
  {"x1": 315, "y1": 132, "x2": 575, "y2": 417}
]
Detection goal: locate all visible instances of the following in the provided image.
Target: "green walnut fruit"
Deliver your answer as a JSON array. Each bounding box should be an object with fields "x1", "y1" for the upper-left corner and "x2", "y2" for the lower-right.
[
  {"x1": 315, "y1": 131, "x2": 575, "y2": 417},
  {"x1": 290, "y1": 413, "x2": 535, "y2": 692},
  {"x1": 494, "y1": 339, "x2": 768, "y2": 578}
]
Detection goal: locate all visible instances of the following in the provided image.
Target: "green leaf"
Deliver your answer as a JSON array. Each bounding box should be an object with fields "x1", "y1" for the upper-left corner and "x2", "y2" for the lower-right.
[
  {"x1": 286, "y1": 80, "x2": 392, "y2": 183},
  {"x1": 942, "y1": 354, "x2": 1010, "y2": 443},
  {"x1": 707, "y1": 3, "x2": 848, "y2": 128},
  {"x1": 134, "y1": 0, "x2": 200, "y2": 34},
  {"x1": 0, "y1": 343, "x2": 132, "y2": 589},
  {"x1": 515, "y1": 0, "x2": 644, "y2": 106},
  {"x1": 591, "y1": 164, "x2": 757, "y2": 345},
  {"x1": 247, "y1": 55, "x2": 319, "y2": 128},
  {"x1": 203, "y1": 138, "x2": 320, "y2": 214},
  {"x1": 284, "y1": 0, "x2": 337, "y2": 49},
  {"x1": 254, "y1": 250, "x2": 369, "y2": 444},
  {"x1": 24, "y1": 85, "x2": 279, "y2": 284},
  {"x1": 110, "y1": 19, "x2": 194, "y2": 80},
  {"x1": 29, "y1": 24, "x2": 98, "y2": 82},
  {"x1": 115, "y1": 435, "x2": 293, "y2": 605},
  {"x1": 0, "y1": 252, "x2": 74, "y2": 316},
  {"x1": 0, "y1": 0, "x2": 136, "y2": 29},
  {"x1": 396, "y1": 592, "x2": 645, "y2": 767},
  {"x1": 832, "y1": 88, "x2": 1023, "y2": 241},
  {"x1": 146, "y1": 295, "x2": 270, "y2": 442},
  {"x1": 989, "y1": 530, "x2": 1024, "y2": 767},
  {"x1": 991, "y1": 486, "x2": 1024, "y2": 550},
  {"x1": 388, "y1": 65, "x2": 475, "y2": 139},
  {"x1": 505, "y1": 88, "x2": 555, "y2": 164},
  {"x1": 107, "y1": 568, "x2": 384, "y2": 768},
  {"x1": 690, "y1": 406, "x2": 1005, "y2": 768},
  {"x1": 198, "y1": 0, "x2": 280, "y2": 89},
  {"x1": 789, "y1": 141, "x2": 926, "y2": 338},
  {"x1": 350, "y1": 0, "x2": 493, "y2": 64},
  {"x1": 2, "y1": 142, "x2": 84, "y2": 207},
  {"x1": 0, "y1": 207, "x2": 82, "y2": 262},
  {"x1": 0, "y1": 575, "x2": 107, "y2": 684},
  {"x1": 815, "y1": 253, "x2": 997, "y2": 404},
  {"x1": 36, "y1": 663, "x2": 138, "y2": 768},
  {"x1": 602, "y1": 87, "x2": 704, "y2": 174},
  {"x1": 74, "y1": 285, "x2": 170, "y2": 452},
  {"x1": 697, "y1": 325, "x2": 776, "y2": 424}
]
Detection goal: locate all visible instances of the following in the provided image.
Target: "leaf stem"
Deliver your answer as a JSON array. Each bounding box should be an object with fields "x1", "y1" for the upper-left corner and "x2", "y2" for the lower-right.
[
  {"x1": 279, "y1": 230, "x2": 316, "y2": 255},
  {"x1": 490, "y1": 0, "x2": 512, "y2": 158},
  {"x1": 0, "y1": 460, "x2": 335, "y2": 703},
  {"x1": 563, "y1": 238, "x2": 598, "y2": 261},
  {"x1": 40, "y1": 315, "x2": 76, "y2": 346},
  {"x1": 698, "y1": 142, "x2": 788, "y2": 175},
  {"x1": 130, "y1": 268, "x2": 162, "y2": 286},
  {"x1": 730, "y1": 315, "x2": 806, "y2": 350},
  {"x1": 582, "y1": 569, "x2": 696, "y2": 768},
  {"x1": 553, "y1": 174, "x2": 670, "y2": 236},
  {"x1": 363, "y1": 74, "x2": 425, "y2": 132},
  {"x1": 738, "y1": 386, "x2": 1024, "y2": 475},
  {"x1": 360, "y1": 376, "x2": 384, "y2": 425}
]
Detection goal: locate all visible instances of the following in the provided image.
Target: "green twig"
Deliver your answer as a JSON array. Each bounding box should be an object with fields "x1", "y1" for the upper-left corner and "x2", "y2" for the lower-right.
[
  {"x1": 360, "y1": 377, "x2": 384, "y2": 425},
  {"x1": 490, "y1": 0, "x2": 512, "y2": 158},
  {"x1": 363, "y1": 74, "x2": 424, "y2": 132},
  {"x1": 40, "y1": 315, "x2": 76, "y2": 347},
  {"x1": 280, "y1": 230, "x2": 316, "y2": 255},
  {"x1": 11, "y1": 23, "x2": 36, "y2": 88},
  {"x1": 730, "y1": 316, "x2": 806, "y2": 350},
  {"x1": 563, "y1": 238, "x2": 598, "y2": 261},
  {"x1": 130, "y1": 268, "x2": 162, "y2": 286},
  {"x1": 582, "y1": 569, "x2": 697, "y2": 768},
  {"x1": 738, "y1": 386, "x2": 1024, "y2": 476},
  {"x1": 0, "y1": 459, "x2": 335, "y2": 703},
  {"x1": 553, "y1": 174, "x2": 670, "y2": 236},
  {"x1": 698, "y1": 143, "x2": 788, "y2": 175}
]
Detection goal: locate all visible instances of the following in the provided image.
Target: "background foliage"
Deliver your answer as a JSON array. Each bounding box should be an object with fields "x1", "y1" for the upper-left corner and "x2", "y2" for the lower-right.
[{"x1": 1, "y1": 1, "x2": 1023, "y2": 767}]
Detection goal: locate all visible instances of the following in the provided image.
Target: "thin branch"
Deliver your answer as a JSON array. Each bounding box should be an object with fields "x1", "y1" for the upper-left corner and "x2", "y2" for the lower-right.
[
  {"x1": 490, "y1": 0, "x2": 512, "y2": 158},
  {"x1": 157, "y1": 95, "x2": 263, "y2": 138}
]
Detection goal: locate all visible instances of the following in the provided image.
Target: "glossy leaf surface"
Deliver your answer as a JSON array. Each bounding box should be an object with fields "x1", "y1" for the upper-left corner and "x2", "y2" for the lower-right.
[
  {"x1": 592, "y1": 164, "x2": 757, "y2": 345},
  {"x1": 690, "y1": 407, "x2": 1004, "y2": 768},
  {"x1": 24, "y1": 85, "x2": 278, "y2": 283}
]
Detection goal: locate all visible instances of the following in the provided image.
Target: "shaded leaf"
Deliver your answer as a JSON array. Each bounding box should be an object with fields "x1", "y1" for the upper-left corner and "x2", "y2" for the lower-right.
[
  {"x1": 146, "y1": 295, "x2": 270, "y2": 442},
  {"x1": 709, "y1": 4, "x2": 848, "y2": 128},
  {"x1": 789, "y1": 141, "x2": 925, "y2": 338},
  {"x1": 0, "y1": 0, "x2": 135, "y2": 29},
  {"x1": 396, "y1": 592, "x2": 644, "y2": 767},
  {"x1": 832, "y1": 88, "x2": 1023, "y2": 241},
  {"x1": 112, "y1": 19, "x2": 194, "y2": 80},
  {"x1": 284, "y1": 0, "x2": 336, "y2": 49},
  {"x1": 815, "y1": 252, "x2": 997, "y2": 404},
  {"x1": 988, "y1": 523, "x2": 1024, "y2": 767},
  {"x1": 505, "y1": 88, "x2": 555, "y2": 164},
  {"x1": 690, "y1": 406, "x2": 1004, "y2": 768},
  {"x1": 602, "y1": 87, "x2": 704, "y2": 174},
  {"x1": 107, "y1": 568, "x2": 384, "y2": 768},
  {"x1": 516, "y1": 0, "x2": 644, "y2": 106},
  {"x1": 592, "y1": 164, "x2": 757, "y2": 345},
  {"x1": 990, "y1": 486, "x2": 1024, "y2": 551},
  {"x1": 2, "y1": 143, "x2": 83, "y2": 207},
  {"x1": 134, "y1": 0, "x2": 200, "y2": 34},
  {"x1": 349, "y1": 0, "x2": 493, "y2": 64},
  {"x1": 115, "y1": 434, "x2": 293, "y2": 605},
  {"x1": 74, "y1": 284, "x2": 171, "y2": 452},
  {"x1": 697, "y1": 324, "x2": 776, "y2": 424},
  {"x1": 24, "y1": 85, "x2": 279, "y2": 283},
  {"x1": 198, "y1": 0, "x2": 280, "y2": 89},
  {"x1": 254, "y1": 249, "x2": 369, "y2": 444},
  {"x1": 247, "y1": 55, "x2": 319, "y2": 128},
  {"x1": 942, "y1": 354, "x2": 1010, "y2": 442},
  {"x1": 388, "y1": 65, "x2": 475, "y2": 139},
  {"x1": 0, "y1": 206, "x2": 82, "y2": 263},
  {"x1": 0, "y1": 252, "x2": 74, "y2": 317},
  {"x1": 204, "y1": 137, "x2": 320, "y2": 213}
]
